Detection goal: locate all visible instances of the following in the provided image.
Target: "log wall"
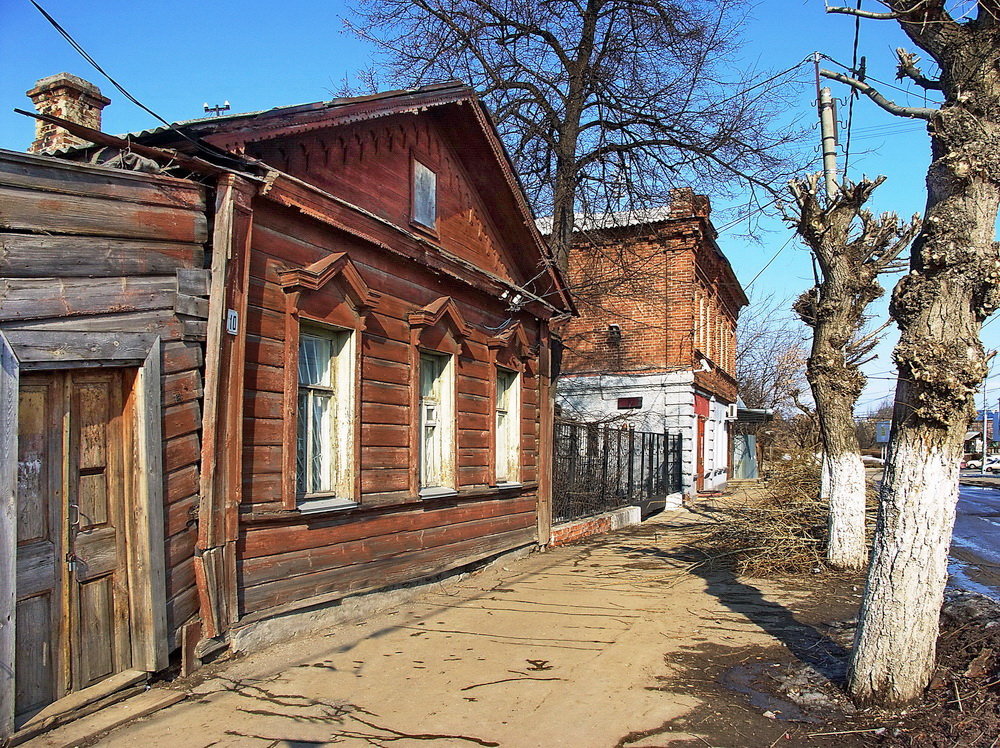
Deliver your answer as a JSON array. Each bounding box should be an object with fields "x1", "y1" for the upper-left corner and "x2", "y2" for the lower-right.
[
  {"x1": 0, "y1": 149, "x2": 209, "y2": 647},
  {"x1": 234, "y1": 114, "x2": 548, "y2": 618}
]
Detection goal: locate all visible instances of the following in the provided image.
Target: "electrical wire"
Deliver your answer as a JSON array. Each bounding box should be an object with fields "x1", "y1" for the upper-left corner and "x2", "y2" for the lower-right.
[
  {"x1": 744, "y1": 233, "x2": 796, "y2": 291},
  {"x1": 30, "y1": 1, "x2": 247, "y2": 168},
  {"x1": 842, "y1": 0, "x2": 863, "y2": 180}
]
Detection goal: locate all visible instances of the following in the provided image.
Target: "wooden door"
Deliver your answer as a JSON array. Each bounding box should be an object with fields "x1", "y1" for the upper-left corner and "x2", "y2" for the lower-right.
[
  {"x1": 696, "y1": 417, "x2": 706, "y2": 492},
  {"x1": 14, "y1": 371, "x2": 132, "y2": 726}
]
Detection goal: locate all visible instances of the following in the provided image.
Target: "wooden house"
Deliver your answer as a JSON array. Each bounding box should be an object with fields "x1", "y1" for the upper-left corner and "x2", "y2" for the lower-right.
[
  {"x1": 1, "y1": 78, "x2": 571, "y2": 737},
  {"x1": 140, "y1": 81, "x2": 572, "y2": 649},
  {"x1": 0, "y1": 147, "x2": 211, "y2": 738}
]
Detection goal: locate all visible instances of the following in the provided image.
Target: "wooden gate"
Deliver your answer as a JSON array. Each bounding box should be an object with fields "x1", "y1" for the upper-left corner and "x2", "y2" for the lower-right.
[{"x1": 14, "y1": 370, "x2": 134, "y2": 725}]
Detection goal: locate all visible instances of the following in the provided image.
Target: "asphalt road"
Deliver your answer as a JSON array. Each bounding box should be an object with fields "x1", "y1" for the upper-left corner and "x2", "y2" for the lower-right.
[{"x1": 951, "y1": 483, "x2": 1000, "y2": 600}]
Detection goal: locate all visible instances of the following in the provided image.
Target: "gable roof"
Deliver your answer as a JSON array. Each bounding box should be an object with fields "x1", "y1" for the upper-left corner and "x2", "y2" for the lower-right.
[{"x1": 127, "y1": 82, "x2": 573, "y2": 315}]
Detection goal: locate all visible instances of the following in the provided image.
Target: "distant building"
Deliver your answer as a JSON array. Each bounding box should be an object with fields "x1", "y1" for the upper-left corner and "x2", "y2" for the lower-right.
[{"x1": 552, "y1": 189, "x2": 747, "y2": 498}]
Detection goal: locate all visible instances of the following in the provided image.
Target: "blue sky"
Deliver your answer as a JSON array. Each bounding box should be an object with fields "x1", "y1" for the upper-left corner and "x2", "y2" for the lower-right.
[{"x1": 2, "y1": 0, "x2": 996, "y2": 410}]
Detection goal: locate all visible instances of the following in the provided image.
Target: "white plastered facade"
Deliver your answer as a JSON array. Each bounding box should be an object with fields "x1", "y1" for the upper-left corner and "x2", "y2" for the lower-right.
[{"x1": 556, "y1": 371, "x2": 732, "y2": 502}]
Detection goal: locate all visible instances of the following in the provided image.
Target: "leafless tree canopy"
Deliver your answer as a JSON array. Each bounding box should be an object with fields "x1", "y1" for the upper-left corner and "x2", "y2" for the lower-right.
[
  {"x1": 735, "y1": 291, "x2": 808, "y2": 415},
  {"x1": 346, "y1": 0, "x2": 801, "y2": 260}
]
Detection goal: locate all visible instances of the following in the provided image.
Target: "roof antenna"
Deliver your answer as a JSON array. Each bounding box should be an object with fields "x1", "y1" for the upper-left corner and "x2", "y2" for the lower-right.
[{"x1": 203, "y1": 101, "x2": 231, "y2": 117}]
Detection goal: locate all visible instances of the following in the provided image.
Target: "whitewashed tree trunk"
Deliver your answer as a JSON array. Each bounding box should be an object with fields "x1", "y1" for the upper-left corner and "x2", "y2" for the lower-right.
[
  {"x1": 825, "y1": 451, "x2": 868, "y2": 569},
  {"x1": 849, "y1": 432, "x2": 960, "y2": 705}
]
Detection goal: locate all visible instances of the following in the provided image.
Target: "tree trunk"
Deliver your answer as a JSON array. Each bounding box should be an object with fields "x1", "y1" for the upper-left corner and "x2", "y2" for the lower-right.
[
  {"x1": 787, "y1": 176, "x2": 912, "y2": 573},
  {"x1": 849, "y1": 422, "x2": 962, "y2": 705},
  {"x1": 808, "y1": 326, "x2": 869, "y2": 571},
  {"x1": 848, "y1": 103, "x2": 1000, "y2": 707}
]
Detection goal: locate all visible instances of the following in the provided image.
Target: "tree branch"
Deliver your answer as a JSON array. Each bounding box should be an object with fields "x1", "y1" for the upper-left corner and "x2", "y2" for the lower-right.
[
  {"x1": 820, "y1": 69, "x2": 936, "y2": 120},
  {"x1": 895, "y1": 48, "x2": 942, "y2": 90},
  {"x1": 826, "y1": 5, "x2": 901, "y2": 19}
]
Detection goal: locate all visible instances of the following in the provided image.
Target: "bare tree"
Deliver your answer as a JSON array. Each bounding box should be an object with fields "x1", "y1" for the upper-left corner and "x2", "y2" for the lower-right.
[
  {"x1": 784, "y1": 175, "x2": 918, "y2": 571},
  {"x1": 822, "y1": 1, "x2": 1000, "y2": 707},
  {"x1": 346, "y1": 0, "x2": 799, "y2": 266},
  {"x1": 735, "y1": 291, "x2": 809, "y2": 415}
]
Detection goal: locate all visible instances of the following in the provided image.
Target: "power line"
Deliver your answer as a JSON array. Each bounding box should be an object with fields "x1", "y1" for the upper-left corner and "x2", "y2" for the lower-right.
[
  {"x1": 744, "y1": 233, "x2": 796, "y2": 291},
  {"x1": 29, "y1": 1, "x2": 246, "y2": 168}
]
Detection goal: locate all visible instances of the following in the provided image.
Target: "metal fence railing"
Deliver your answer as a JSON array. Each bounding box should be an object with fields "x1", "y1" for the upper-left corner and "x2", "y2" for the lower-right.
[{"x1": 552, "y1": 421, "x2": 683, "y2": 524}]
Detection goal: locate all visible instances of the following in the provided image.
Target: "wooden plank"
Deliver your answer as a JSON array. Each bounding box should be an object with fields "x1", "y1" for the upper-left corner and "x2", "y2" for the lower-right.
[
  {"x1": 175, "y1": 269, "x2": 210, "y2": 298},
  {"x1": 0, "y1": 277, "x2": 177, "y2": 323},
  {"x1": 173, "y1": 294, "x2": 209, "y2": 320},
  {"x1": 164, "y1": 464, "x2": 198, "y2": 506},
  {"x1": 0, "y1": 234, "x2": 203, "y2": 278},
  {"x1": 360, "y1": 468, "x2": 410, "y2": 494},
  {"x1": 0, "y1": 310, "x2": 184, "y2": 340},
  {"x1": 361, "y1": 401, "x2": 408, "y2": 425},
  {"x1": 0, "y1": 332, "x2": 17, "y2": 742},
  {"x1": 162, "y1": 370, "x2": 202, "y2": 407},
  {"x1": 242, "y1": 417, "x2": 282, "y2": 446},
  {"x1": 163, "y1": 401, "x2": 201, "y2": 440},
  {"x1": 165, "y1": 494, "x2": 197, "y2": 538},
  {"x1": 130, "y1": 340, "x2": 168, "y2": 672},
  {"x1": 240, "y1": 494, "x2": 535, "y2": 559},
  {"x1": 0, "y1": 149, "x2": 205, "y2": 209},
  {"x1": 240, "y1": 526, "x2": 534, "y2": 613},
  {"x1": 241, "y1": 510, "x2": 535, "y2": 588},
  {"x1": 182, "y1": 320, "x2": 207, "y2": 341},
  {"x1": 245, "y1": 363, "x2": 284, "y2": 393},
  {"x1": 4, "y1": 331, "x2": 156, "y2": 369},
  {"x1": 162, "y1": 342, "x2": 202, "y2": 375},
  {"x1": 14, "y1": 689, "x2": 186, "y2": 747},
  {"x1": 361, "y1": 423, "x2": 409, "y2": 447},
  {"x1": 164, "y1": 434, "x2": 200, "y2": 472},
  {"x1": 0, "y1": 185, "x2": 207, "y2": 243}
]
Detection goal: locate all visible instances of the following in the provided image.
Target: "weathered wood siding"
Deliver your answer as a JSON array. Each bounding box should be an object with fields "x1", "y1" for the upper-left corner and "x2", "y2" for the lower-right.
[
  {"x1": 235, "y1": 115, "x2": 545, "y2": 616},
  {"x1": 245, "y1": 114, "x2": 533, "y2": 286},
  {"x1": 0, "y1": 150, "x2": 208, "y2": 647}
]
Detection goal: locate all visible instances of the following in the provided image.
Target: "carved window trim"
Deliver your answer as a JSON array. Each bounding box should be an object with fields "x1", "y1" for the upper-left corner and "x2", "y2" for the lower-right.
[{"x1": 277, "y1": 253, "x2": 379, "y2": 511}]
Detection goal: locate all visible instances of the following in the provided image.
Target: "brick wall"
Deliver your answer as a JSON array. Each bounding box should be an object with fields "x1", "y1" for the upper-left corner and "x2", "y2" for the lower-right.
[{"x1": 561, "y1": 190, "x2": 745, "y2": 404}]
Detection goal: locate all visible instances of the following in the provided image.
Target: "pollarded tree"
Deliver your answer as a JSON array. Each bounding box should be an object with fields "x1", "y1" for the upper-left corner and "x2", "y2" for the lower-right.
[
  {"x1": 347, "y1": 0, "x2": 798, "y2": 267},
  {"x1": 821, "y1": 0, "x2": 1000, "y2": 706},
  {"x1": 785, "y1": 175, "x2": 918, "y2": 571}
]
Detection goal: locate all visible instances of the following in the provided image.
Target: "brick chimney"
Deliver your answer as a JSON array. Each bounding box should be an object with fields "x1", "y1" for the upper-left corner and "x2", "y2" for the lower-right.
[
  {"x1": 667, "y1": 187, "x2": 711, "y2": 220},
  {"x1": 26, "y1": 73, "x2": 110, "y2": 154}
]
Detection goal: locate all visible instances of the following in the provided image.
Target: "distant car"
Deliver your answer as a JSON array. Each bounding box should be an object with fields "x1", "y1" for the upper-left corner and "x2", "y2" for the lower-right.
[
  {"x1": 984, "y1": 456, "x2": 1000, "y2": 473},
  {"x1": 861, "y1": 455, "x2": 884, "y2": 466},
  {"x1": 963, "y1": 457, "x2": 983, "y2": 469}
]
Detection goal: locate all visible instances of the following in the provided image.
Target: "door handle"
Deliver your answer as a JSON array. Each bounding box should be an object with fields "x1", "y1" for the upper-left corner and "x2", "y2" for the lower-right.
[{"x1": 68, "y1": 502, "x2": 80, "y2": 530}]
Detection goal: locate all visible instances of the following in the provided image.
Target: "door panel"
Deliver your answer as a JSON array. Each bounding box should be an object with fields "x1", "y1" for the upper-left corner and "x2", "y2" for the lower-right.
[
  {"x1": 77, "y1": 576, "x2": 115, "y2": 686},
  {"x1": 14, "y1": 370, "x2": 134, "y2": 724},
  {"x1": 14, "y1": 593, "x2": 54, "y2": 718},
  {"x1": 14, "y1": 377, "x2": 63, "y2": 726},
  {"x1": 67, "y1": 372, "x2": 131, "y2": 692}
]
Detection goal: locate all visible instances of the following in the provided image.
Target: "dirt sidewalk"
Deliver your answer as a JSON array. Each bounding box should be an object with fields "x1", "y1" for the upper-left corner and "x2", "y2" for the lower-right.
[{"x1": 29, "y1": 504, "x2": 865, "y2": 748}]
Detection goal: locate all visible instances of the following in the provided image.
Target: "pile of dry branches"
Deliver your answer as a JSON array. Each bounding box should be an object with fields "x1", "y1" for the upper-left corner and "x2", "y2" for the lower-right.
[{"x1": 695, "y1": 452, "x2": 878, "y2": 577}]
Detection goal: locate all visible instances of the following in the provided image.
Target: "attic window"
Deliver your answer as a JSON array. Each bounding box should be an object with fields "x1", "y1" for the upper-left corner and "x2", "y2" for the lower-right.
[{"x1": 412, "y1": 159, "x2": 437, "y2": 228}]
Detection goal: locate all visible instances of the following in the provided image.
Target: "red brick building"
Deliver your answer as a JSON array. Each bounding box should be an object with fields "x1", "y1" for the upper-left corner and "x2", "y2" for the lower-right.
[{"x1": 556, "y1": 188, "x2": 747, "y2": 497}]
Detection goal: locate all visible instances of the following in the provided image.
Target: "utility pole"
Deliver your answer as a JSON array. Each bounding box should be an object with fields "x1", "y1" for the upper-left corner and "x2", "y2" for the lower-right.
[
  {"x1": 982, "y1": 384, "x2": 989, "y2": 475},
  {"x1": 814, "y1": 52, "x2": 839, "y2": 199},
  {"x1": 984, "y1": 351, "x2": 997, "y2": 474}
]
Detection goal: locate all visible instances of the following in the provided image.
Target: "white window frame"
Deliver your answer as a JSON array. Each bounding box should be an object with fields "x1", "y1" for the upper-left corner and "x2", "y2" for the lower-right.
[
  {"x1": 296, "y1": 324, "x2": 356, "y2": 512},
  {"x1": 419, "y1": 351, "x2": 455, "y2": 496},
  {"x1": 412, "y1": 159, "x2": 437, "y2": 229},
  {"x1": 494, "y1": 367, "x2": 521, "y2": 486}
]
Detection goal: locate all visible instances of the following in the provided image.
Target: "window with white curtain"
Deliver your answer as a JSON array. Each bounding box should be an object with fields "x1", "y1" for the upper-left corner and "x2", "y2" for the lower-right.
[
  {"x1": 297, "y1": 326, "x2": 355, "y2": 508},
  {"x1": 495, "y1": 368, "x2": 520, "y2": 484},
  {"x1": 419, "y1": 352, "x2": 455, "y2": 494}
]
